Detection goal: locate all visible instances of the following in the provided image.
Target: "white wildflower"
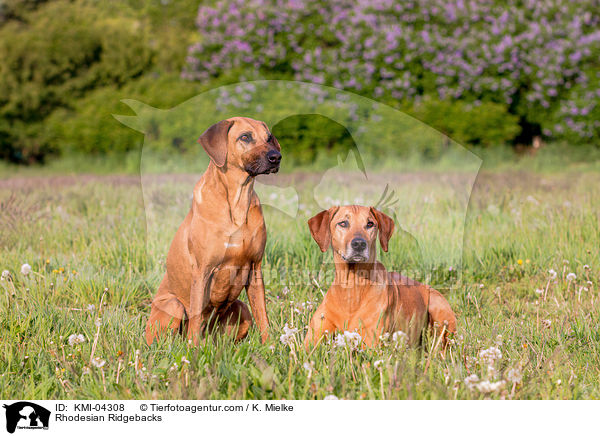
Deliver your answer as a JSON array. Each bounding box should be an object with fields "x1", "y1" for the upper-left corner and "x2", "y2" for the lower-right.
[
  {"x1": 334, "y1": 331, "x2": 362, "y2": 350},
  {"x1": 334, "y1": 334, "x2": 347, "y2": 348},
  {"x1": 374, "y1": 360, "x2": 384, "y2": 370},
  {"x1": 478, "y1": 347, "x2": 502, "y2": 365},
  {"x1": 181, "y1": 356, "x2": 190, "y2": 365},
  {"x1": 323, "y1": 395, "x2": 339, "y2": 400},
  {"x1": 464, "y1": 374, "x2": 480, "y2": 390},
  {"x1": 21, "y1": 263, "x2": 32, "y2": 276},
  {"x1": 541, "y1": 319, "x2": 552, "y2": 329},
  {"x1": 583, "y1": 265, "x2": 590, "y2": 270},
  {"x1": 282, "y1": 286, "x2": 290, "y2": 295},
  {"x1": 279, "y1": 323, "x2": 298, "y2": 346},
  {"x1": 476, "y1": 380, "x2": 505, "y2": 394},
  {"x1": 379, "y1": 332, "x2": 390, "y2": 344},
  {"x1": 392, "y1": 331, "x2": 409, "y2": 347},
  {"x1": 87, "y1": 304, "x2": 95, "y2": 312},
  {"x1": 91, "y1": 357, "x2": 106, "y2": 368},
  {"x1": 535, "y1": 288, "x2": 544, "y2": 295},
  {"x1": 344, "y1": 331, "x2": 362, "y2": 349},
  {"x1": 506, "y1": 368, "x2": 522, "y2": 384},
  {"x1": 1, "y1": 270, "x2": 10, "y2": 281},
  {"x1": 68, "y1": 334, "x2": 85, "y2": 346},
  {"x1": 303, "y1": 361, "x2": 315, "y2": 377},
  {"x1": 566, "y1": 272, "x2": 576, "y2": 281},
  {"x1": 548, "y1": 269, "x2": 557, "y2": 279}
]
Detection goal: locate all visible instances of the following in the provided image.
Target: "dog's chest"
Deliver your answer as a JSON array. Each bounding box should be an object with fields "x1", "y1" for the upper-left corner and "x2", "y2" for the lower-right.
[{"x1": 207, "y1": 223, "x2": 265, "y2": 306}]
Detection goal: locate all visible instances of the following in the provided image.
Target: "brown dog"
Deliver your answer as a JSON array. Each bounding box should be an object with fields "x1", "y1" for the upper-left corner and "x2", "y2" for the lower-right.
[
  {"x1": 145, "y1": 117, "x2": 281, "y2": 346},
  {"x1": 304, "y1": 205, "x2": 456, "y2": 349}
]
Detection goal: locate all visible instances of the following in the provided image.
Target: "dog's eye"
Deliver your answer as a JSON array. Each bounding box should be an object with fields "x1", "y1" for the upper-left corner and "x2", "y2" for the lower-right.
[
  {"x1": 366, "y1": 221, "x2": 375, "y2": 229},
  {"x1": 337, "y1": 220, "x2": 349, "y2": 228},
  {"x1": 239, "y1": 134, "x2": 252, "y2": 142}
]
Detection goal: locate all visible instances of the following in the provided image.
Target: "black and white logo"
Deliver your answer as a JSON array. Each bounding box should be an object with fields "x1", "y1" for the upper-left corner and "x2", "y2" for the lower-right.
[{"x1": 2, "y1": 402, "x2": 50, "y2": 433}]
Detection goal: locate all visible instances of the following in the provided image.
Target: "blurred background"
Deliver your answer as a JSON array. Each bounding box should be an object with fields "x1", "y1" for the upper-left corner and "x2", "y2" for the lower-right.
[{"x1": 0, "y1": 0, "x2": 598, "y2": 173}]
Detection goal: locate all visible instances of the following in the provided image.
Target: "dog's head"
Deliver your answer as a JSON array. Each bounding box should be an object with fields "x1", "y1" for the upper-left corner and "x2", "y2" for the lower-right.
[
  {"x1": 198, "y1": 117, "x2": 281, "y2": 176},
  {"x1": 308, "y1": 205, "x2": 394, "y2": 263}
]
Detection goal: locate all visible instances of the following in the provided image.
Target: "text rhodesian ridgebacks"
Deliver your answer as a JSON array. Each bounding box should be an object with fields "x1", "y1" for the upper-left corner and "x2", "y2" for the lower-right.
[
  {"x1": 304, "y1": 205, "x2": 456, "y2": 349},
  {"x1": 145, "y1": 117, "x2": 281, "y2": 346}
]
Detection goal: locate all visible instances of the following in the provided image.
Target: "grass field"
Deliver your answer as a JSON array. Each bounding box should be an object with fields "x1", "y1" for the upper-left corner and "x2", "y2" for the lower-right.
[{"x1": 1, "y1": 169, "x2": 599, "y2": 400}]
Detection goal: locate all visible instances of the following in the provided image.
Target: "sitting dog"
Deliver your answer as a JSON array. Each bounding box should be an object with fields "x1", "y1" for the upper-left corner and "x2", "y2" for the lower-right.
[
  {"x1": 145, "y1": 117, "x2": 281, "y2": 346},
  {"x1": 304, "y1": 205, "x2": 456, "y2": 348}
]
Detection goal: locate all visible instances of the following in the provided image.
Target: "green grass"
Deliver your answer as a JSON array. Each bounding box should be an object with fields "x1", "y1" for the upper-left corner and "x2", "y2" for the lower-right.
[{"x1": 1, "y1": 169, "x2": 600, "y2": 399}]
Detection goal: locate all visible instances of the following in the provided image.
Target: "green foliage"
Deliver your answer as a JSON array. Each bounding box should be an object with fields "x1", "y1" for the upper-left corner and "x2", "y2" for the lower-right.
[
  {"x1": 0, "y1": 0, "x2": 153, "y2": 162},
  {"x1": 0, "y1": 0, "x2": 595, "y2": 166},
  {"x1": 408, "y1": 97, "x2": 522, "y2": 148},
  {"x1": 0, "y1": 0, "x2": 49, "y2": 24},
  {"x1": 271, "y1": 115, "x2": 355, "y2": 166},
  {"x1": 45, "y1": 74, "x2": 205, "y2": 155},
  {"x1": 0, "y1": 0, "x2": 201, "y2": 163}
]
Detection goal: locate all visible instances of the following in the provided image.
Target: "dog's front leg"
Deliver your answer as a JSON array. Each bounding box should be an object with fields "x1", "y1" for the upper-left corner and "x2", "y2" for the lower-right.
[
  {"x1": 187, "y1": 268, "x2": 212, "y2": 346},
  {"x1": 246, "y1": 262, "x2": 269, "y2": 343}
]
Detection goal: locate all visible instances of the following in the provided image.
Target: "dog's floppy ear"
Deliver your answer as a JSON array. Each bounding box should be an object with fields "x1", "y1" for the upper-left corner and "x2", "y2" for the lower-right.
[
  {"x1": 308, "y1": 207, "x2": 339, "y2": 252},
  {"x1": 370, "y1": 207, "x2": 395, "y2": 252},
  {"x1": 198, "y1": 119, "x2": 234, "y2": 167}
]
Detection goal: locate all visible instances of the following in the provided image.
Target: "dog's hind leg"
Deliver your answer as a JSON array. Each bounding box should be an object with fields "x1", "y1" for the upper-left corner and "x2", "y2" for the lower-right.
[
  {"x1": 218, "y1": 300, "x2": 253, "y2": 341},
  {"x1": 145, "y1": 276, "x2": 185, "y2": 345},
  {"x1": 424, "y1": 288, "x2": 457, "y2": 344}
]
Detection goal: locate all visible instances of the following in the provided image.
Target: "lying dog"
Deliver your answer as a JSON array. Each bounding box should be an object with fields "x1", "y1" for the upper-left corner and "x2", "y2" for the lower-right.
[
  {"x1": 304, "y1": 205, "x2": 456, "y2": 348},
  {"x1": 145, "y1": 117, "x2": 281, "y2": 346}
]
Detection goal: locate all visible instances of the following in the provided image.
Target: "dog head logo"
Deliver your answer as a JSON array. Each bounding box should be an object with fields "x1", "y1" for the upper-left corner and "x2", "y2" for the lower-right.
[
  {"x1": 115, "y1": 80, "x2": 481, "y2": 286},
  {"x1": 3, "y1": 402, "x2": 50, "y2": 433}
]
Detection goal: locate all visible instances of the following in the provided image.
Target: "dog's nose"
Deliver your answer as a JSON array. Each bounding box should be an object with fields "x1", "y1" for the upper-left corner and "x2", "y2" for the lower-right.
[
  {"x1": 351, "y1": 238, "x2": 367, "y2": 251},
  {"x1": 267, "y1": 150, "x2": 282, "y2": 164}
]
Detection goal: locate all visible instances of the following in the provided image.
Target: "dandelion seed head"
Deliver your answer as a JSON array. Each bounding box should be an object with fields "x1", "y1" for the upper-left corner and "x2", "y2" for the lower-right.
[
  {"x1": 476, "y1": 380, "x2": 505, "y2": 393},
  {"x1": 21, "y1": 263, "x2": 32, "y2": 276},
  {"x1": 464, "y1": 374, "x2": 480, "y2": 390},
  {"x1": 280, "y1": 323, "x2": 298, "y2": 346},
  {"x1": 91, "y1": 357, "x2": 106, "y2": 368},
  {"x1": 392, "y1": 331, "x2": 408, "y2": 344},
  {"x1": 334, "y1": 331, "x2": 362, "y2": 350},
  {"x1": 68, "y1": 334, "x2": 85, "y2": 346},
  {"x1": 478, "y1": 346, "x2": 502, "y2": 365},
  {"x1": 506, "y1": 367, "x2": 522, "y2": 384},
  {"x1": 303, "y1": 361, "x2": 315, "y2": 376}
]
